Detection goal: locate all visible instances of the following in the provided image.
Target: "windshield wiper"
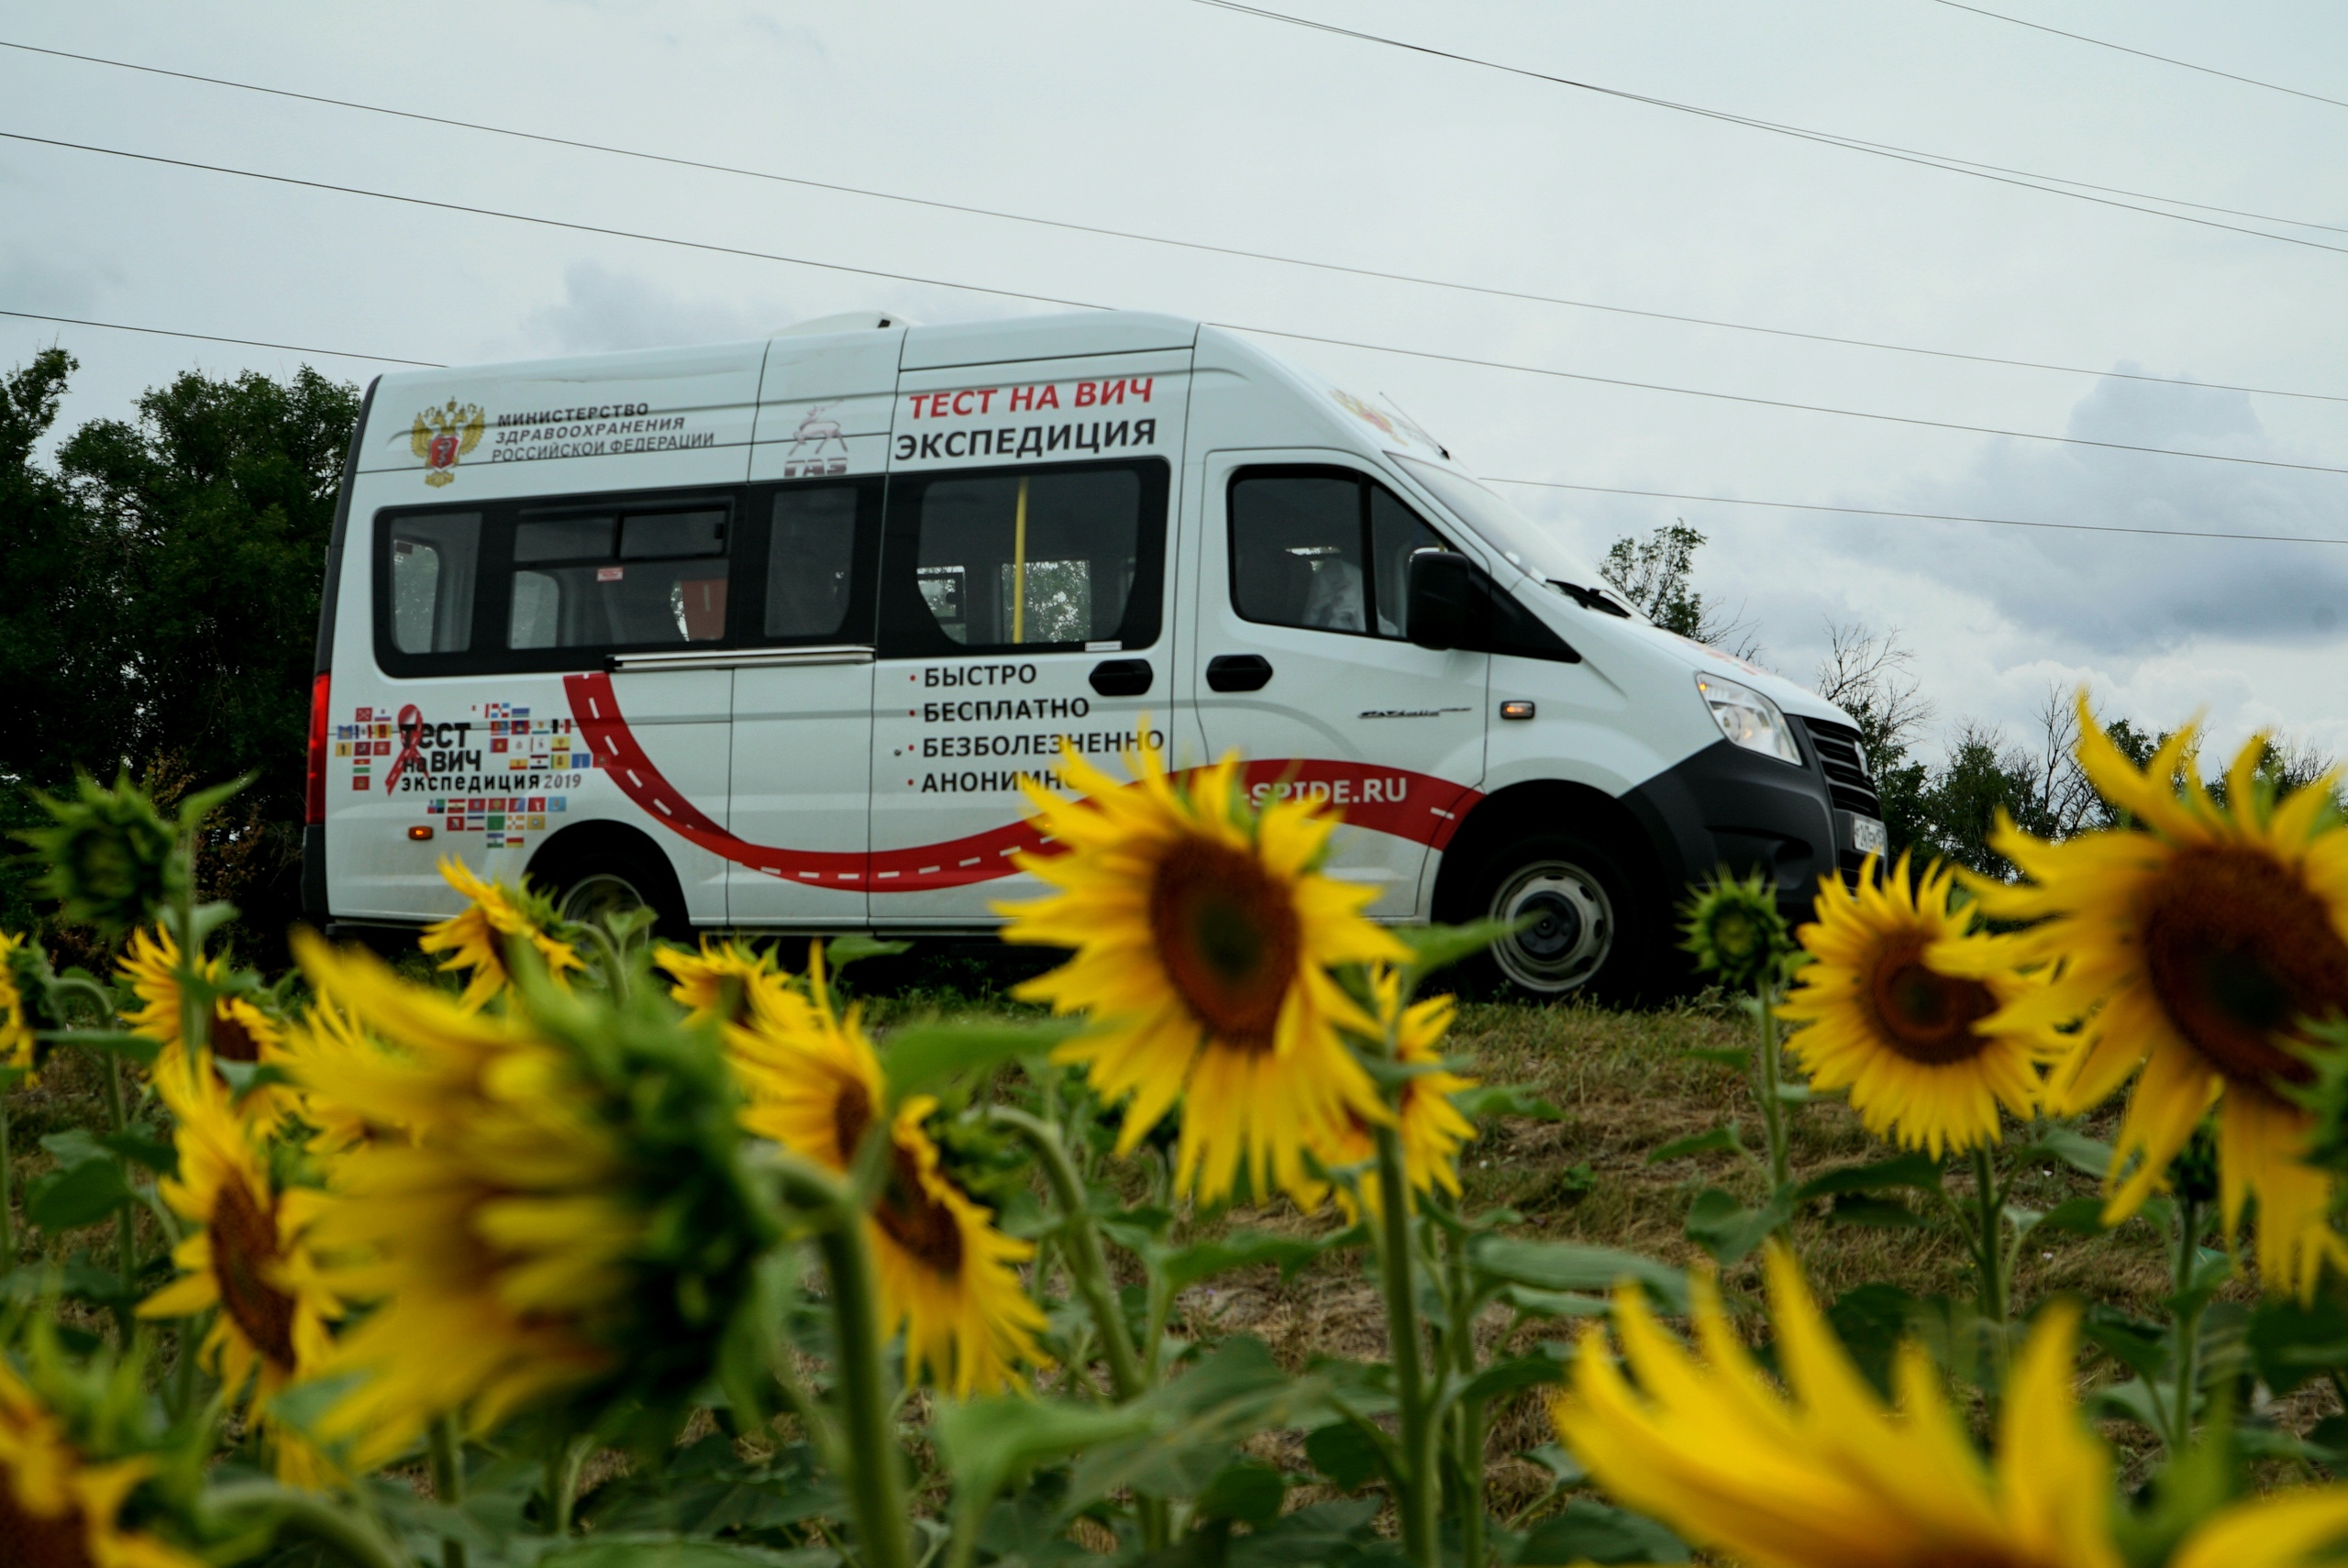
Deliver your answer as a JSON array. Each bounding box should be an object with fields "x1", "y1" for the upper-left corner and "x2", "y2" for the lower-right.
[{"x1": 1549, "y1": 580, "x2": 1632, "y2": 618}]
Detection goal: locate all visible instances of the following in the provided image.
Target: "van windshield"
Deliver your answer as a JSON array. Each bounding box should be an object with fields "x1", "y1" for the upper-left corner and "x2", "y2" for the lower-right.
[{"x1": 1390, "y1": 456, "x2": 1635, "y2": 617}]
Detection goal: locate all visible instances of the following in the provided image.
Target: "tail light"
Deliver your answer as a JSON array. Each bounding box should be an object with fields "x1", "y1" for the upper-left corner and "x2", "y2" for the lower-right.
[{"x1": 305, "y1": 671, "x2": 331, "y2": 825}]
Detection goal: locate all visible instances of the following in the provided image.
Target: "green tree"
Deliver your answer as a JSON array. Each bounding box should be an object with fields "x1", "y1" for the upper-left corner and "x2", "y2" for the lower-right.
[
  {"x1": 0, "y1": 354, "x2": 358, "y2": 955},
  {"x1": 1600, "y1": 520, "x2": 1760, "y2": 658}
]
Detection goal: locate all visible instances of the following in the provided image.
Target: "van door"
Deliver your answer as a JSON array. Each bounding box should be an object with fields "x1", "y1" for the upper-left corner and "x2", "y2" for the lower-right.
[
  {"x1": 869, "y1": 457, "x2": 1173, "y2": 922},
  {"x1": 1191, "y1": 454, "x2": 1488, "y2": 919},
  {"x1": 724, "y1": 478, "x2": 883, "y2": 923}
]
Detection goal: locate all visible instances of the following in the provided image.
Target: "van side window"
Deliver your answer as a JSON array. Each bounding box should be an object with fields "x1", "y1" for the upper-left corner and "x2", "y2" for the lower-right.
[
  {"x1": 387, "y1": 513, "x2": 480, "y2": 653},
  {"x1": 767, "y1": 486, "x2": 859, "y2": 640},
  {"x1": 1230, "y1": 469, "x2": 1450, "y2": 640},
  {"x1": 504, "y1": 505, "x2": 730, "y2": 650},
  {"x1": 879, "y1": 459, "x2": 1168, "y2": 657}
]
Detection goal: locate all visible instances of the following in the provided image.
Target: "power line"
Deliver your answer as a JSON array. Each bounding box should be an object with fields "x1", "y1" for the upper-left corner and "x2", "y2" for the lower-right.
[
  {"x1": 0, "y1": 307, "x2": 440, "y2": 365},
  {"x1": 1484, "y1": 476, "x2": 2348, "y2": 547},
  {"x1": 1922, "y1": 0, "x2": 2348, "y2": 113},
  {"x1": 0, "y1": 131, "x2": 1107, "y2": 315},
  {"x1": 1186, "y1": 0, "x2": 2348, "y2": 256},
  {"x1": 9, "y1": 304, "x2": 2337, "y2": 550},
  {"x1": 1235, "y1": 325, "x2": 2348, "y2": 478},
  {"x1": 6, "y1": 39, "x2": 2345, "y2": 406},
  {"x1": 12, "y1": 128, "x2": 2345, "y2": 480}
]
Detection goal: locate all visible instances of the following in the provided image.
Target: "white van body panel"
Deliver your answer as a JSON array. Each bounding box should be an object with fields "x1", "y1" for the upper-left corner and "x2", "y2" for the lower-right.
[{"x1": 316, "y1": 310, "x2": 1877, "y2": 960}]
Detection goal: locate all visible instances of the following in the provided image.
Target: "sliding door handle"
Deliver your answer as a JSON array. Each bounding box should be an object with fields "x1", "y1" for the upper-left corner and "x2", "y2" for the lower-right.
[
  {"x1": 1088, "y1": 658, "x2": 1154, "y2": 697},
  {"x1": 1205, "y1": 654, "x2": 1273, "y2": 692}
]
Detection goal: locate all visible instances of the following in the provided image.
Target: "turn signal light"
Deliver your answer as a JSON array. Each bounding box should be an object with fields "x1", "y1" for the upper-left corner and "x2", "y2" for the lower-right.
[
  {"x1": 408, "y1": 825, "x2": 434, "y2": 842},
  {"x1": 1500, "y1": 700, "x2": 1535, "y2": 721}
]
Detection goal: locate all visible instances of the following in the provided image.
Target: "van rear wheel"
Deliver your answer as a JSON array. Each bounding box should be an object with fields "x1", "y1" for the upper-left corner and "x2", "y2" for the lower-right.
[
  {"x1": 528, "y1": 830, "x2": 691, "y2": 944},
  {"x1": 1454, "y1": 829, "x2": 1656, "y2": 1002}
]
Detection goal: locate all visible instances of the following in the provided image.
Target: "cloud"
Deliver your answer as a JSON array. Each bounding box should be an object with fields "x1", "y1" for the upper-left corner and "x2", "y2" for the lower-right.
[
  {"x1": 1846, "y1": 370, "x2": 2348, "y2": 656},
  {"x1": 515, "y1": 262, "x2": 796, "y2": 355}
]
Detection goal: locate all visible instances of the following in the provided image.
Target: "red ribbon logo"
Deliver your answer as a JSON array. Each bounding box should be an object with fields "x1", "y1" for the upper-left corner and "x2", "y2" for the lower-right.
[{"x1": 383, "y1": 704, "x2": 426, "y2": 793}]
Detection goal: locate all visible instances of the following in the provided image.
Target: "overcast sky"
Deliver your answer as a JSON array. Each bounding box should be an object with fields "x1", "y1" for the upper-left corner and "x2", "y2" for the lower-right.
[{"x1": 6, "y1": 0, "x2": 2346, "y2": 767}]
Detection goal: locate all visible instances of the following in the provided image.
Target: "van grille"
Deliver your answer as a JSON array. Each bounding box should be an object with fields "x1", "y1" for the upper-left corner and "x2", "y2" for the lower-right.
[{"x1": 1800, "y1": 717, "x2": 1882, "y2": 819}]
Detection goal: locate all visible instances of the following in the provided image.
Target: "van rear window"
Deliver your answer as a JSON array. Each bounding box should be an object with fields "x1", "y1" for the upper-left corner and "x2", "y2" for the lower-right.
[
  {"x1": 371, "y1": 481, "x2": 882, "y2": 677},
  {"x1": 388, "y1": 513, "x2": 480, "y2": 654}
]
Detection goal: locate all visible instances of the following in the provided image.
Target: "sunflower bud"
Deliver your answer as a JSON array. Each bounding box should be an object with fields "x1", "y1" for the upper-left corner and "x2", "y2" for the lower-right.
[
  {"x1": 17, "y1": 774, "x2": 184, "y2": 937},
  {"x1": 291, "y1": 933, "x2": 781, "y2": 1460},
  {"x1": 1680, "y1": 870, "x2": 1791, "y2": 993}
]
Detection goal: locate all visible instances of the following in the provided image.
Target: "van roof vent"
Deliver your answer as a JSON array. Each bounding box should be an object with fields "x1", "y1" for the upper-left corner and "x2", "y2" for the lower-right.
[{"x1": 774, "y1": 311, "x2": 914, "y2": 337}]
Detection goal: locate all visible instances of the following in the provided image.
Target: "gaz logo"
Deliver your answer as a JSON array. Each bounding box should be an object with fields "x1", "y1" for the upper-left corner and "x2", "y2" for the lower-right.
[{"x1": 411, "y1": 399, "x2": 487, "y2": 487}]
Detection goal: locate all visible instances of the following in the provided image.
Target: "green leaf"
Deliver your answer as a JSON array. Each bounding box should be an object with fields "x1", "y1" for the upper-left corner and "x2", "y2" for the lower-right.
[
  {"x1": 1162, "y1": 1231, "x2": 1339, "y2": 1293},
  {"x1": 880, "y1": 1018, "x2": 1077, "y2": 1106},
  {"x1": 1194, "y1": 1460, "x2": 1286, "y2": 1526},
  {"x1": 2019, "y1": 1126, "x2": 2114, "y2": 1179},
  {"x1": 1520, "y1": 1442, "x2": 1587, "y2": 1488},
  {"x1": 1229, "y1": 1500, "x2": 1382, "y2": 1567},
  {"x1": 1647, "y1": 1125, "x2": 1744, "y2": 1163},
  {"x1": 28, "y1": 1157, "x2": 135, "y2": 1232},
  {"x1": 1773, "y1": 1081, "x2": 1814, "y2": 1103},
  {"x1": 1684, "y1": 1187, "x2": 1798, "y2": 1266},
  {"x1": 1825, "y1": 1283, "x2": 1922, "y2": 1399},
  {"x1": 1468, "y1": 1235, "x2": 1688, "y2": 1313},
  {"x1": 2029, "y1": 1197, "x2": 2112, "y2": 1237},
  {"x1": 1447, "y1": 1352, "x2": 1568, "y2": 1411},
  {"x1": 1497, "y1": 1284, "x2": 1612, "y2": 1320},
  {"x1": 537, "y1": 1539, "x2": 827, "y2": 1568},
  {"x1": 1303, "y1": 1422, "x2": 1389, "y2": 1491},
  {"x1": 1451, "y1": 1084, "x2": 1565, "y2": 1121},
  {"x1": 933, "y1": 1397, "x2": 1156, "y2": 1509},
  {"x1": 2082, "y1": 1306, "x2": 2171, "y2": 1384},
  {"x1": 1517, "y1": 1501, "x2": 1689, "y2": 1564},
  {"x1": 1396, "y1": 918, "x2": 1512, "y2": 977},
  {"x1": 2246, "y1": 1297, "x2": 2348, "y2": 1397},
  {"x1": 1677, "y1": 1044, "x2": 1753, "y2": 1068},
  {"x1": 1794, "y1": 1150, "x2": 1945, "y2": 1201},
  {"x1": 1822, "y1": 1194, "x2": 1932, "y2": 1229},
  {"x1": 2, "y1": 1263, "x2": 134, "y2": 1306},
  {"x1": 819, "y1": 934, "x2": 911, "y2": 971},
  {"x1": 96, "y1": 1131, "x2": 177, "y2": 1176},
  {"x1": 1067, "y1": 1338, "x2": 1337, "y2": 1504}
]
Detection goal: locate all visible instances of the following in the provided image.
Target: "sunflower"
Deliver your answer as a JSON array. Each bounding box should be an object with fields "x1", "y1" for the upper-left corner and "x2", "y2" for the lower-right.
[
  {"x1": 658, "y1": 937, "x2": 791, "y2": 1034},
  {"x1": 116, "y1": 926, "x2": 291, "y2": 1107},
  {"x1": 1776, "y1": 852, "x2": 2045, "y2": 1156},
  {"x1": 137, "y1": 1062, "x2": 340, "y2": 1484},
  {"x1": 1, "y1": 928, "x2": 35, "y2": 1074},
  {"x1": 997, "y1": 726, "x2": 1401, "y2": 1207},
  {"x1": 1307, "y1": 967, "x2": 1478, "y2": 1215},
  {"x1": 273, "y1": 989, "x2": 399, "y2": 1156},
  {"x1": 0, "y1": 1360, "x2": 198, "y2": 1568},
  {"x1": 729, "y1": 950, "x2": 1048, "y2": 1396},
  {"x1": 288, "y1": 931, "x2": 768, "y2": 1462},
  {"x1": 1552, "y1": 1244, "x2": 2348, "y2": 1568},
  {"x1": 1973, "y1": 704, "x2": 2348, "y2": 1297},
  {"x1": 420, "y1": 857, "x2": 583, "y2": 1010}
]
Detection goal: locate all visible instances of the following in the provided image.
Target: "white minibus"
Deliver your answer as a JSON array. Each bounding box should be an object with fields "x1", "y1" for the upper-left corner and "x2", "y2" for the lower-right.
[{"x1": 302, "y1": 310, "x2": 1886, "y2": 998}]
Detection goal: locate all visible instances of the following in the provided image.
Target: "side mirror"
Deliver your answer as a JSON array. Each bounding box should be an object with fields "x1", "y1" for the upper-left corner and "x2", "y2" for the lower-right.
[{"x1": 1406, "y1": 550, "x2": 1481, "y2": 651}]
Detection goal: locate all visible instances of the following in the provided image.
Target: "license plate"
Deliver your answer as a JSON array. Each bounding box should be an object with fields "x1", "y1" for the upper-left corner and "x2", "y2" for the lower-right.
[{"x1": 1849, "y1": 814, "x2": 1888, "y2": 856}]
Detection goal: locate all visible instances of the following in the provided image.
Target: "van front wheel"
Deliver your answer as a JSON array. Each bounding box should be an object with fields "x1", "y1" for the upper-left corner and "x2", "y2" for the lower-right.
[{"x1": 1458, "y1": 831, "x2": 1652, "y2": 1000}]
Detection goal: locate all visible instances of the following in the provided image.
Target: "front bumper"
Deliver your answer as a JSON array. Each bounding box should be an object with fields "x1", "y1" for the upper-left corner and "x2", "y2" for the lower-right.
[{"x1": 1623, "y1": 731, "x2": 1878, "y2": 922}]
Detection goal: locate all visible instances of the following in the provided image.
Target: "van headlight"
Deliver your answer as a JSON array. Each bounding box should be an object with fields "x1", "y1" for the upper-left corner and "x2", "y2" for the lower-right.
[{"x1": 1694, "y1": 673, "x2": 1802, "y2": 767}]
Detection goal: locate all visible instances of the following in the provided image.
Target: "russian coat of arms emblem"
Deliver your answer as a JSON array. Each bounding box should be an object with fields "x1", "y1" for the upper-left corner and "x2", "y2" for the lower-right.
[{"x1": 411, "y1": 399, "x2": 487, "y2": 487}]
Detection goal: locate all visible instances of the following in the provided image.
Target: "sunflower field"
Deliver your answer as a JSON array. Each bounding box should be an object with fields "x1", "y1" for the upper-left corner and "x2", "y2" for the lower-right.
[{"x1": 8, "y1": 702, "x2": 2348, "y2": 1568}]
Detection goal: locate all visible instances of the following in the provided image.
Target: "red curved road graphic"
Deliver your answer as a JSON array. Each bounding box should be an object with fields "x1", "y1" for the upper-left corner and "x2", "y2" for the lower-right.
[{"x1": 565, "y1": 672, "x2": 1481, "y2": 893}]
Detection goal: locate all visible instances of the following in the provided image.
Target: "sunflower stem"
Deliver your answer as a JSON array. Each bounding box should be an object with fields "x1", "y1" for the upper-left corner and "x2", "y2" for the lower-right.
[
  {"x1": 93, "y1": 1045, "x2": 138, "y2": 1341},
  {"x1": 987, "y1": 1107, "x2": 1146, "y2": 1401},
  {"x1": 817, "y1": 1208, "x2": 917, "y2": 1568},
  {"x1": 428, "y1": 1416, "x2": 470, "y2": 1568},
  {"x1": 0, "y1": 1084, "x2": 15, "y2": 1275},
  {"x1": 2171, "y1": 1191, "x2": 2204, "y2": 1453},
  {"x1": 1969, "y1": 1143, "x2": 2008, "y2": 1330},
  {"x1": 547, "y1": 1432, "x2": 593, "y2": 1535},
  {"x1": 1373, "y1": 1120, "x2": 1440, "y2": 1568},
  {"x1": 1754, "y1": 983, "x2": 1791, "y2": 1199}
]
